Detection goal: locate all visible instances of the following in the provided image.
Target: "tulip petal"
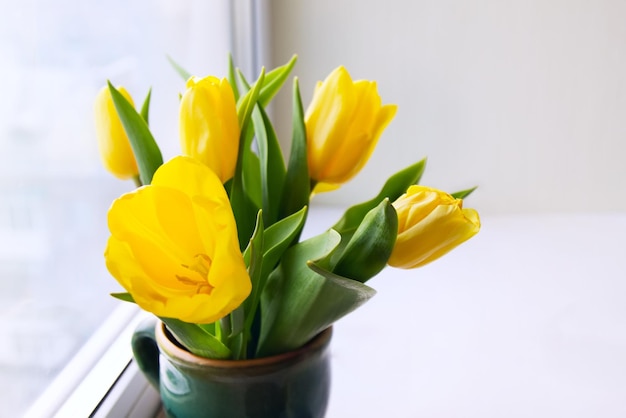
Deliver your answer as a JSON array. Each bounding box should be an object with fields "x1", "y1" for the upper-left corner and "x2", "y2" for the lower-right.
[
  {"x1": 389, "y1": 186, "x2": 480, "y2": 269},
  {"x1": 94, "y1": 86, "x2": 139, "y2": 179},
  {"x1": 151, "y1": 156, "x2": 227, "y2": 207},
  {"x1": 179, "y1": 76, "x2": 240, "y2": 183},
  {"x1": 105, "y1": 157, "x2": 251, "y2": 325},
  {"x1": 305, "y1": 66, "x2": 397, "y2": 190}
]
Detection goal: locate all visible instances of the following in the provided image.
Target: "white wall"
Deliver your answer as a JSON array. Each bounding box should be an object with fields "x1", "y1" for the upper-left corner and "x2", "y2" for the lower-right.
[{"x1": 268, "y1": 0, "x2": 626, "y2": 214}]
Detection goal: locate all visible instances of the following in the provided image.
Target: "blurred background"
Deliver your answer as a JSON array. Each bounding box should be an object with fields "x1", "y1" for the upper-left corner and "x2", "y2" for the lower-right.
[
  {"x1": 269, "y1": 0, "x2": 626, "y2": 214},
  {"x1": 2, "y1": 0, "x2": 625, "y2": 416}
]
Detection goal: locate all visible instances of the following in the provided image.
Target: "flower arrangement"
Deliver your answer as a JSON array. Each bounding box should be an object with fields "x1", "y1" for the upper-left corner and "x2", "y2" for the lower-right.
[{"x1": 94, "y1": 56, "x2": 480, "y2": 360}]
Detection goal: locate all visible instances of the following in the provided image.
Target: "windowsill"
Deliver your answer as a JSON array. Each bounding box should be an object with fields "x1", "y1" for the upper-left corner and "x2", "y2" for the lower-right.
[{"x1": 25, "y1": 304, "x2": 157, "y2": 418}]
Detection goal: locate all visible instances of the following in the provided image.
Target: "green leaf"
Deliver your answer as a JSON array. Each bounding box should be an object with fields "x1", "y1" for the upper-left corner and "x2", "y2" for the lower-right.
[
  {"x1": 258, "y1": 55, "x2": 297, "y2": 107},
  {"x1": 110, "y1": 292, "x2": 135, "y2": 303},
  {"x1": 242, "y1": 207, "x2": 308, "y2": 306},
  {"x1": 257, "y1": 229, "x2": 376, "y2": 356},
  {"x1": 228, "y1": 305, "x2": 246, "y2": 361},
  {"x1": 161, "y1": 318, "x2": 231, "y2": 359},
  {"x1": 451, "y1": 186, "x2": 478, "y2": 200},
  {"x1": 241, "y1": 146, "x2": 262, "y2": 209},
  {"x1": 241, "y1": 207, "x2": 307, "y2": 358},
  {"x1": 229, "y1": 132, "x2": 261, "y2": 251},
  {"x1": 229, "y1": 306, "x2": 245, "y2": 340},
  {"x1": 252, "y1": 105, "x2": 286, "y2": 225},
  {"x1": 140, "y1": 88, "x2": 152, "y2": 125},
  {"x1": 233, "y1": 55, "x2": 297, "y2": 109},
  {"x1": 245, "y1": 206, "x2": 308, "y2": 280},
  {"x1": 234, "y1": 67, "x2": 292, "y2": 222},
  {"x1": 107, "y1": 82, "x2": 163, "y2": 185},
  {"x1": 242, "y1": 211, "x2": 264, "y2": 337},
  {"x1": 279, "y1": 78, "x2": 310, "y2": 219},
  {"x1": 228, "y1": 54, "x2": 240, "y2": 102},
  {"x1": 236, "y1": 68, "x2": 265, "y2": 131},
  {"x1": 333, "y1": 158, "x2": 426, "y2": 235},
  {"x1": 166, "y1": 55, "x2": 191, "y2": 81},
  {"x1": 230, "y1": 69, "x2": 266, "y2": 249},
  {"x1": 332, "y1": 199, "x2": 398, "y2": 283},
  {"x1": 230, "y1": 126, "x2": 261, "y2": 251}
]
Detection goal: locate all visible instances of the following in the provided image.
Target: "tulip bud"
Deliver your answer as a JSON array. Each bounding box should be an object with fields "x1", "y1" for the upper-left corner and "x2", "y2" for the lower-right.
[
  {"x1": 333, "y1": 198, "x2": 397, "y2": 283},
  {"x1": 305, "y1": 66, "x2": 397, "y2": 193},
  {"x1": 179, "y1": 76, "x2": 240, "y2": 183},
  {"x1": 388, "y1": 186, "x2": 480, "y2": 269},
  {"x1": 94, "y1": 86, "x2": 139, "y2": 179}
]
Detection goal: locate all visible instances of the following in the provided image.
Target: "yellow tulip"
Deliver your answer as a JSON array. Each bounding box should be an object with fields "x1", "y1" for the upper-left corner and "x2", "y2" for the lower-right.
[
  {"x1": 179, "y1": 76, "x2": 240, "y2": 183},
  {"x1": 305, "y1": 66, "x2": 397, "y2": 192},
  {"x1": 105, "y1": 156, "x2": 251, "y2": 324},
  {"x1": 388, "y1": 186, "x2": 480, "y2": 269},
  {"x1": 94, "y1": 85, "x2": 139, "y2": 179}
]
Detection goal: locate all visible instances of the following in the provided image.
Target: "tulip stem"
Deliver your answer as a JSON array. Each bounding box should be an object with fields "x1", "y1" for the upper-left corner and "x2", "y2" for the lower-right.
[
  {"x1": 133, "y1": 175, "x2": 142, "y2": 188},
  {"x1": 214, "y1": 318, "x2": 222, "y2": 342}
]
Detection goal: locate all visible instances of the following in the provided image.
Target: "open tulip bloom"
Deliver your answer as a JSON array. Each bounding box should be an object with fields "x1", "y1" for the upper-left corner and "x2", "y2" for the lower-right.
[{"x1": 96, "y1": 56, "x2": 481, "y2": 359}]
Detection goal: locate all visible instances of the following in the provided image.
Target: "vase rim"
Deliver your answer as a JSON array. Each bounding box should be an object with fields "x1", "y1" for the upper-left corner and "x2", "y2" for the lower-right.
[{"x1": 155, "y1": 322, "x2": 332, "y2": 369}]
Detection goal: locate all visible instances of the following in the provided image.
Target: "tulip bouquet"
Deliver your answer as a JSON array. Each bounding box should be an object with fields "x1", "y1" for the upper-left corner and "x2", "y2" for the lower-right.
[{"x1": 95, "y1": 56, "x2": 480, "y2": 360}]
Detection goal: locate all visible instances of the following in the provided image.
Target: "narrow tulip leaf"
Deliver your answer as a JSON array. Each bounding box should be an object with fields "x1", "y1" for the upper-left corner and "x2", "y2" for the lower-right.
[
  {"x1": 227, "y1": 54, "x2": 240, "y2": 102},
  {"x1": 236, "y1": 68, "x2": 265, "y2": 131},
  {"x1": 252, "y1": 105, "x2": 286, "y2": 225},
  {"x1": 231, "y1": 70, "x2": 265, "y2": 248},
  {"x1": 234, "y1": 69, "x2": 291, "y2": 231},
  {"x1": 230, "y1": 124, "x2": 261, "y2": 250},
  {"x1": 332, "y1": 199, "x2": 398, "y2": 283},
  {"x1": 241, "y1": 207, "x2": 307, "y2": 357},
  {"x1": 229, "y1": 333, "x2": 245, "y2": 362},
  {"x1": 243, "y1": 206, "x2": 308, "y2": 308},
  {"x1": 219, "y1": 315, "x2": 232, "y2": 344},
  {"x1": 256, "y1": 206, "x2": 307, "y2": 280},
  {"x1": 140, "y1": 88, "x2": 152, "y2": 125},
  {"x1": 451, "y1": 186, "x2": 478, "y2": 200},
  {"x1": 242, "y1": 144, "x2": 262, "y2": 209},
  {"x1": 333, "y1": 158, "x2": 426, "y2": 235},
  {"x1": 242, "y1": 207, "x2": 308, "y2": 300},
  {"x1": 197, "y1": 322, "x2": 216, "y2": 335},
  {"x1": 258, "y1": 55, "x2": 297, "y2": 107},
  {"x1": 279, "y1": 78, "x2": 310, "y2": 219},
  {"x1": 233, "y1": 55, "x2": 297, "y2": 109},
  {"x1": 228, "y1": 306, "x2": 246, "y2": 360},
  {"x1": 229, "y1": 305, "x2": 246, "y2": 343},
  {"x1": 161, "y1": 318, "x2": 232, "y2": 359},
  {"x1": 110, "y1": 292, "x2": 135, "y2": 303},
  {"x1": 242, "y1": 211, "x2": 264, "y2": 340},
  {"x1": 166, "y1": 55, "x2": 191, "y2": 81},
  {"x1": 257, "y1": 229, "x2": 376, "y2": 356},
  {"x1": 108, "y1": 82, "x2": 163, "y2": 185}
]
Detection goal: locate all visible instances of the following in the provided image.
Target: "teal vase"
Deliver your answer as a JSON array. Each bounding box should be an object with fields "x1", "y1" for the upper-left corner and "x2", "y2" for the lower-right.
[{"x1": 132, "y1": 318, "x2": 332, "y2": 418}]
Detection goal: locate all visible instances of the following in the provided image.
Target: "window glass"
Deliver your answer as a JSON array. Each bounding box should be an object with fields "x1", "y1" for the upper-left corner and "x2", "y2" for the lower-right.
[{"x1": 0, "y1": 1, "x2": 231, "y2": 415}]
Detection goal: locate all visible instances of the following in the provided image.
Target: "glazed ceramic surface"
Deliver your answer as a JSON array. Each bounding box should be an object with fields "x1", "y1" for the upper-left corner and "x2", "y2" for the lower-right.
[{"x1": 132, "y1": 319, "x2": 332, "y2": 418}]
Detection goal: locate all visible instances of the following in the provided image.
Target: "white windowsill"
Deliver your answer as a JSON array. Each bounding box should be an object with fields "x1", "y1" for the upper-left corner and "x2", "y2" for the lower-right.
[{"x1": 24, "y1": 304, "x2": 158, "y2": 418}]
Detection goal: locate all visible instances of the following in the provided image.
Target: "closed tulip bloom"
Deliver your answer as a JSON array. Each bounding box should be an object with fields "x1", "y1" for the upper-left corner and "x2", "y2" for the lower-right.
[
  {"x1": 180, "y1": 76, "x2": 240, "y2": 183},
  {"x1": 388, "y1": 186, "x2": 480, "y2": 269},
  {"x1": 305, "y1": 66, "x2": 397, "y2": 192},
  {"x1": 94, "y1": 86, "x2": 139, "y2": 179},
  {"x1": 105, "y1": 156, "x2": 251, "y2": 324}
]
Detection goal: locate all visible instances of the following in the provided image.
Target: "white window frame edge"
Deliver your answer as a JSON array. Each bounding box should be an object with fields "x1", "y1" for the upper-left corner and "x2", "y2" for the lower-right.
[
  {"x1": 23, "y1": 1, "x2": 268, "y2": 417},
  {"x1": 23, "y1": 304, "x2": 146, "y2": 418}
]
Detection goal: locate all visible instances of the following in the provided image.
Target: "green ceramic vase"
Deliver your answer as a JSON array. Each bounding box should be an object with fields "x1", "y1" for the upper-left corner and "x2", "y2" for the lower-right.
[{"x1": 132, "y1": 318, "x2": 332, "y2": 418}]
